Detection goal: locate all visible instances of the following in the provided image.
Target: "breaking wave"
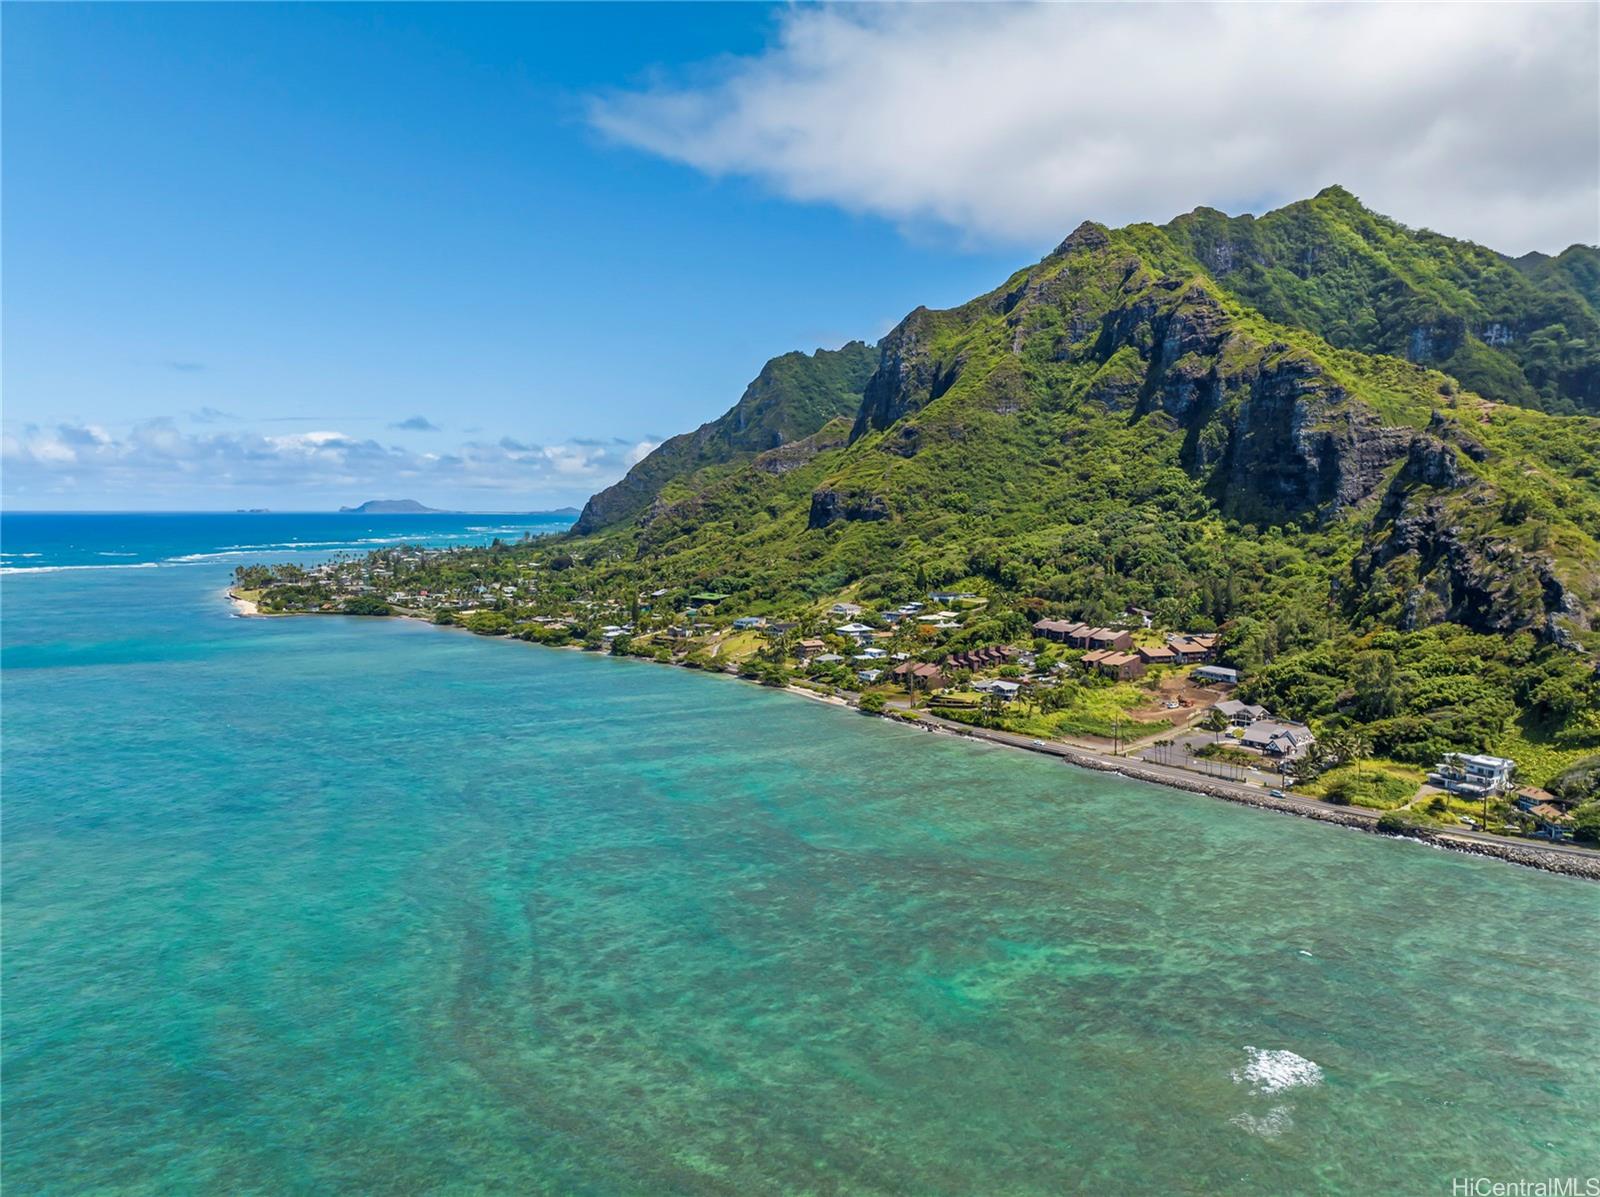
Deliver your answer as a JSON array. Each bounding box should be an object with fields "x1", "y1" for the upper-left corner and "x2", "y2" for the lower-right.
[
  {"x1": 0, "y1": 562, "x2": 161, "y2": 575},
  {"x1": 1230, "y1": 1046, "x2": 1324, "y2": 1095}
]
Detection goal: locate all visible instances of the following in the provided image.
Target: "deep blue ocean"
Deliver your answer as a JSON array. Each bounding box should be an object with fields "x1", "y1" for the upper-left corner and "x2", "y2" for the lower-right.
[{"x1": 3, "y1": 512, "x2": 1598, "y2": 1194}]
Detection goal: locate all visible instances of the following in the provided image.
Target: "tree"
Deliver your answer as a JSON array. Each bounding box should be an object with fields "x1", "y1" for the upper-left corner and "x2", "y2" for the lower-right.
[
  {"x1": 1201, "y1": 708, "x2": 1230, "y2": 743},
  {"x1": 859, "y1": 692, "x2": 887, "y2": 714}
]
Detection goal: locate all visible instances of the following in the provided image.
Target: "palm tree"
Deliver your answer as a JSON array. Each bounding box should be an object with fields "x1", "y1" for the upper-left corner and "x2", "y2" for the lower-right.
[
  {"x1": 1347, "y1": 734, "x2": 1372, "y2": 781},
  {"x1": 1201, "y1": 708, "x2": 1229, "y2": 743}
]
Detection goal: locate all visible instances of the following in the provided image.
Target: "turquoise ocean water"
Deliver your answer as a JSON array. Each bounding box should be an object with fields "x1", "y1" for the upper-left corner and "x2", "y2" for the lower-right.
[{"x1": 3, "y1": 514, "x2": 1597, "y2": 1194}]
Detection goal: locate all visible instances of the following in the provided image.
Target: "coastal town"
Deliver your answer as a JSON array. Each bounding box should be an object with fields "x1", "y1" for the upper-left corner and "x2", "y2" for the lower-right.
[{"x1": 232, "y1": 542, "x2": 1600, "y2": 861}]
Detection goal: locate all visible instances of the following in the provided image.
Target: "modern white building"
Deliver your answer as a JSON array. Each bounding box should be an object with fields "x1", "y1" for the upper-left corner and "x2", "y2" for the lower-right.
[{"x1": 1429, "y1": 753, "x2": 1515, "y2": 796}]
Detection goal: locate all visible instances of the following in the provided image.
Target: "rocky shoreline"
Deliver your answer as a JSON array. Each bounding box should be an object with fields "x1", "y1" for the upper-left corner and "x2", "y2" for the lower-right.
[{"x1": 873, "y1": 710, "x2": 1600, "y2": 881}]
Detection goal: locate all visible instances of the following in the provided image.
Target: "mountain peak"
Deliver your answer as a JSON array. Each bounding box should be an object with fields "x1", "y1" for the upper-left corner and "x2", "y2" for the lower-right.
[{"x1": 1052, "y1": 220, "x2": 1111, "y2": 256}]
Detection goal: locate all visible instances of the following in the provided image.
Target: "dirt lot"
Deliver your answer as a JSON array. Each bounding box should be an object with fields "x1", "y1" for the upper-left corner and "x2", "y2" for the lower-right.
[{"x1": 1127, "y1": 673, "x2": 1224, "y2": 725}]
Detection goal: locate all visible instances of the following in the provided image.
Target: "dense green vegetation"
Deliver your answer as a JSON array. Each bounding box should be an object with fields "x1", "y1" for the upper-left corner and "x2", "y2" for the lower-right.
[
  {"x1": 573, "y1": 341, "x2": 877, "y2": 532},
  {"x1": 1165, "y1": 186, "x2": 1600, "y2": 414},
  {"x1": 247, "y1": 191, "x2": 1600, "y2": 787}
]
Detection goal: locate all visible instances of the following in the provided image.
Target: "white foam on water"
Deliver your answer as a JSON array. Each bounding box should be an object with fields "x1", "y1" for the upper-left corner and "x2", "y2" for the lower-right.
[
  {"x1": 1230, "y1": 1105, "x2": 1295, "y2": 1139},
  {"x1": 0, "y1": 562, "x2": 161, "y2": 575},
  {"x1": 1231, "y1": 1046, "x2": 1324, "y2": 1095}
]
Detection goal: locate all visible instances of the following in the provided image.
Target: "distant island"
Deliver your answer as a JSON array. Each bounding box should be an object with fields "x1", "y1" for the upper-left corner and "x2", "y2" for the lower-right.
[
  {"x1": 339, "y1": 499, "x2": 444, "y2": 514},
  {"x1": 336, "y1": 500, "x2": 582, "y2": 516}
]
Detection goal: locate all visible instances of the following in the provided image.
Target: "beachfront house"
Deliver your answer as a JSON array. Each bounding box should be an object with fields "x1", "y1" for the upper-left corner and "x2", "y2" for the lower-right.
[
  {"x1": 1429, "y1": 753, "x2": 1515, "y2": 797},
  {"x1": 1519, "y1": 801, "x2": 1573, "y2": 841},
  {"x1": 973, "y1": 678, "x2": 1023, "y2": 701},
  {"x1": 1239, "y1": 720, "x2": 1315, "y2": 759}
]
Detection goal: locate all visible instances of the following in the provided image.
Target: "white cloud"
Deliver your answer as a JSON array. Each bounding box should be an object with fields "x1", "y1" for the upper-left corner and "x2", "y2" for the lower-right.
[
  {"x1": 0, "y1": 420, "x2": 653, "y2": 505},
  {"x1": 589, "y1": 3, "x2": 1599, "y2": 254}
]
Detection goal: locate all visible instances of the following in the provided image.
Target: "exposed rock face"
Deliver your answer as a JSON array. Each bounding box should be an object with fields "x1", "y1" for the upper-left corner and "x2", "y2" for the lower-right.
[
  {"x1": 1400, "y1": 435, "x2": 1463, "y2": 489},
  {"x1": 1355, "y1": 436, "x2": 1591, "y2": 643},
  {"x1": 750, "y1": 421, "x2": 850, "y2": 476},
  {"x1": 1090, "y1": 281, "x2": 1411, "y2": 521},
  {"x1": 850, "y1": 311, "x2": 963, "y2": 441},
  {"x1": 1052, "y1": 220, "x2": 1111, "y2": 257},
  {"x1": 808, "y1": 488, "x2": 891, "y2": 529}
]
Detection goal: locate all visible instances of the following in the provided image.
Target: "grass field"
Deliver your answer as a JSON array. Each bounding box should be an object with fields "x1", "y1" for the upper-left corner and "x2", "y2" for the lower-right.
[{"x1": 1294, "y1": 759, "x2": 1424, "y2": 810}]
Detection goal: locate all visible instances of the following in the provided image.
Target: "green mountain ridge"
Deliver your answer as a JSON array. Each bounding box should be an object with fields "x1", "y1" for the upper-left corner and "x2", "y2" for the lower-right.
[
  {"x1": 582, "y1": 194, "x2": 1598, "y2": 652},
  {"x1": 1162, "y1": 185, "x2": 1600, "y2": 415},
  {"x1": 573, "y1": 341, "x2": 877, "y2": 533}
]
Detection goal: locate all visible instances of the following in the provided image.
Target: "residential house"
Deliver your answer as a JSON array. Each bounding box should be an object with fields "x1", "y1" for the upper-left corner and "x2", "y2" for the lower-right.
[
  {"x1": 1239, "y1": 721, "x2": 1315, "y2": 759},
  {"x1": 1192, "y1": 665, "x2": 1240, "y2": 686},
  {"x1": 794, "y1": 638, "x2": 828, "y2": 661},
  {"x1": 830, "y1": 602, "x2": 864, "y2": 617},
  {"x1": 856, "y1": 668, "x2": 884, "y2": 685},
  {"x1": 1165, "y1": 634, "x2": 1219, "y2": 664},
  {"x1": 1033, "y1": 618, "x2": 1086, "y2": 643},
  {"x1": 1094, "y1": 651, "x2": 1146, "y2": 682},
  {"x1": 928, "y1": 591, "x2": 978, "y2": 604},
  {"x1": 853, "y1": 647, "x2": 888, "y2": 661},
  {"x1": 732, "y1": 616, "x2": 767, "y2": 631},
  {"x1": 973, "y1": 678, "x2": 1023, "y2": 701},
  {"x1": 1214, "y1": 699, "x2": 1267, "y2": 725},
  {"x1": 945, "y1": 646, "x2": 1018, "y2": 672},
  {"x1": 890, "y1": 660, "x2": 948, "y2": 691},
  {"x1": 1069, "y1": 626, "x2": 1132, "y2": 651},
  {"x1": 1429, "y1": 753, "x2": 1515, "y2": 797},
  {"x1": 1523, "y1": 802, "x2": 1573, "y2": 841},
  {"x1": 835, "y1": 622, "x2": 876, "y2": 645},
  {"x1": 1137, "y1": 645, "x2": 1177, "y2": 666},
  {"x1": 813, "y1": 653, "x2": 846, "y2": 665}
]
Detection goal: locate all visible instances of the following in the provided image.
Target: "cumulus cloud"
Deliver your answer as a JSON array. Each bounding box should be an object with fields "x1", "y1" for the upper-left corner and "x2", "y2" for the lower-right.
[
  {"x1": 1, "y1": 420, "x2": 652, "y2": 504},
  {"x1": 390, "y1": 415, "x2": 441, "y2": 432},
  {"x1": 589, "y1": 3, "x2": 1600, "y2": 254}
]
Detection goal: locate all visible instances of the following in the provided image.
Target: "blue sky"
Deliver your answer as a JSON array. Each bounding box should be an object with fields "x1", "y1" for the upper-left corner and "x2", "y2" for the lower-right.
[{"x1": 5, "y1": 3, "x2": 1596, "y2": 511}]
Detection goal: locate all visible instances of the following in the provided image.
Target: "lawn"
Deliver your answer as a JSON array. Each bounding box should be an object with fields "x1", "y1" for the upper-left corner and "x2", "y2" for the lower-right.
[{"x1": 936, "y1": 681, "x2": 1172, "y2": 741}]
